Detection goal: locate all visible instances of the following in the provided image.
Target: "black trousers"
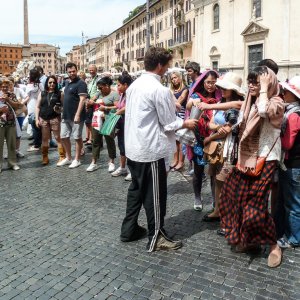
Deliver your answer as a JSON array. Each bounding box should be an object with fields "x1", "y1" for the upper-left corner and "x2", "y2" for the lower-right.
[{"x1": 121, "y1": 158, "x2": 167, "y2": 251}]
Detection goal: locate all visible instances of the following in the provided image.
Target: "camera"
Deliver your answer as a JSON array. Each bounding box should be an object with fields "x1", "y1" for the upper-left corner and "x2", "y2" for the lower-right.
[{"x1": 224, "y1": 108, "x2": 239, "y2": 126}]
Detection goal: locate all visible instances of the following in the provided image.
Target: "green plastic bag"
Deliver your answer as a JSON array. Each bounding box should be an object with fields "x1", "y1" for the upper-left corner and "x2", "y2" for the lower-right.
[{"x1": 100, "y1": 112, "x2": 121, "y2": 136}]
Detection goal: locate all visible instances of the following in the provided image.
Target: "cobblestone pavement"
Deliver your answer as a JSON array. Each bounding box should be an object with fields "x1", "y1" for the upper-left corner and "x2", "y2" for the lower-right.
[{"x1": 1, "y1": 137, "x2": 300, "y2": 300}]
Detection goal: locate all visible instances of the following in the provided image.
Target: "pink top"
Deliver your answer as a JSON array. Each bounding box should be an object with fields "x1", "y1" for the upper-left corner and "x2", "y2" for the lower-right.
[
  {"x1": 281, "y1": 112, "x2": 300, "y2": 159},
  {"x1": 117, "y1": 93, "x2": 126, "y2": 110}
]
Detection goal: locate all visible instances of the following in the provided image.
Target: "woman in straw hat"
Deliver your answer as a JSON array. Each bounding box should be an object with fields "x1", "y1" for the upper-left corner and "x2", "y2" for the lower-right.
[
  {"x1": 276, "y1": 76, "x2": 300, "y2": 249},
  {"x1": 200, "y1": 72, "x2": 245, "y2": 224}
]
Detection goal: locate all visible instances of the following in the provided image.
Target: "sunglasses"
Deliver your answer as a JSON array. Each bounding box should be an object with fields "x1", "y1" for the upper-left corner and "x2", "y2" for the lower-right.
[{"x1": 48, "y1": 81, "x2": 56, "y2": 84}]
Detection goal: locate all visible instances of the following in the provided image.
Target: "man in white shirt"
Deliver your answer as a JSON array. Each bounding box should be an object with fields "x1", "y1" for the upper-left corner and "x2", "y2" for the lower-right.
[{"x1": 120, "y1": 47, "x2": 198, "y2": 252}]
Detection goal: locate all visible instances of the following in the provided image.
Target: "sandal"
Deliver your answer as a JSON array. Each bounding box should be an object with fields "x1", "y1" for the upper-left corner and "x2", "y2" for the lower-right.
[
  {"x1": 174, "y1": 164, "x2": 184, "y2": 171},
  {"x1": 80, "y1": 149, "x2": 85, "y2": 156},
  {"x1": 202, "y1": 214, "x2": 220, "y2": 222}
]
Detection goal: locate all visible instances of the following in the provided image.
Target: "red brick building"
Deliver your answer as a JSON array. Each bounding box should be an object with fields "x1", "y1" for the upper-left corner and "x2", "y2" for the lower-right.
[{"x1": 0, "y1": 44, "x2": 23, "y2": 75}]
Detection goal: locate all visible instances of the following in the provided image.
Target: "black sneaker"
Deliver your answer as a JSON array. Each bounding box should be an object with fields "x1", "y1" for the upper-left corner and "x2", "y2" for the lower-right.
[{"x1": 120, "y1": 225, "x2": 147, "y2": 242}]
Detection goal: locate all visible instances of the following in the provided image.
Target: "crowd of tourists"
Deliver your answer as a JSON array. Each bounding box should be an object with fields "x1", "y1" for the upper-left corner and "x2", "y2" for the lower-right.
[{"x1": 0, "y1": 47, "x2": 299, "y2": 268}]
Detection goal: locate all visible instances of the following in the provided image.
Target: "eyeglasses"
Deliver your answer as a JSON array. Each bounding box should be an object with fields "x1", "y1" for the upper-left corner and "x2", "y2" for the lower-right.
[
  {"x1": 247, "y1": 80, "x2": 260, "y2": 86},
  {"x1": 48, "y1": 81, "x2": 56, "y2": 85},
  {"x1": 204, "y1": 81, "x2": 216, "y2": 86}
]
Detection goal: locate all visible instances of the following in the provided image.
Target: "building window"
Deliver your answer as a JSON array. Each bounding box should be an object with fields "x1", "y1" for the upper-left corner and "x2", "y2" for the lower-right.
[
  {"x1": 213, "y1": 4, "x2": 220, "y2": 30},
  {"x1": 212, "y1": 61, "x2": 218, "y2": 70},
  {"x1": 248, "y1": 44, "x2": 263, "y2": 72},
  {"x1": 253, "y1": 0, "x2": 261, "y2": 18}
]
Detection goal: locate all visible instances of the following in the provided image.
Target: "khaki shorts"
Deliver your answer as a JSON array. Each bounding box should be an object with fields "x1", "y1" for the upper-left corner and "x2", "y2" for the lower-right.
[
  {"x1": 207, "y1": 160, "x2": 234, "y2": 182},
  {"x1": 40, "y1": 117, "x2": 60, "y2": 132},
  {"x1": 60, "y1": 119, "x2": 84, "y2": 140}
]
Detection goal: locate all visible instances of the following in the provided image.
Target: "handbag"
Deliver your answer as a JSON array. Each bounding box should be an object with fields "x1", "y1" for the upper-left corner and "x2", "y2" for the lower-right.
[
  {"x1": 203, "y1": 141, "x2": 224, "y2": 165},
  {"x1": 236, "y1": 137, "x2": 279, "y2": 177},
  {"x1": 99, "y1": 112, "x2": 121, "y2": 136},
  {"x1": 91, "y1": 110, "x2": 104, "y2": 131},
  {"x1": 28, "y1": 112, "x2": 35, "y2": 125}
]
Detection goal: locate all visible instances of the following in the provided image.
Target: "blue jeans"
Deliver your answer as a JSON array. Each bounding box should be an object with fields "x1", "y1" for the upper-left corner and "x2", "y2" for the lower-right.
[{"x1": 278, "y1": 168, "x2": 300, "y2": 246}]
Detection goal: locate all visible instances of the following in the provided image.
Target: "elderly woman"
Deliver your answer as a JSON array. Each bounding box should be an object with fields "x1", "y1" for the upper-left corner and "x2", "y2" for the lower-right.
[
  {"x1": 219, "y1": 67, "x2": 284, "y2": 268},
  {"x1": 8, "y1": 77, "x2": 27, "y2": 158},
  {"x1": 0, "y1": 79, "x2": 21, "y2": 172}
]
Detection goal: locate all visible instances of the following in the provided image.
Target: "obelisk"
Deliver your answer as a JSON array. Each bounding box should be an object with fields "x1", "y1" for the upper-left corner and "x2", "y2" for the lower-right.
[{"x1": 22, "y1": 0, "x2": 31, "y2": 59}]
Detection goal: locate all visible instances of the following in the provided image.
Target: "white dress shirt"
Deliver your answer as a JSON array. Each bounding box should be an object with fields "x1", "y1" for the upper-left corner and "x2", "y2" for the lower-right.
[{"x1": 125, "y1": 72, "x2": 183, "y2": 162}]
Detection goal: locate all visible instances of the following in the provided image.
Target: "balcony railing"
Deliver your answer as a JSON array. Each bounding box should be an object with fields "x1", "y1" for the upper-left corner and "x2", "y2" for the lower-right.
[
  {"x1": 170, "y1": 35, "x2": 192, "y2": 47},
  {"x1": 136, "y1": 56, "x2": 144, "y2": 61},
  {"x1": 175, "y1": 11, "x2": 185, "y2": 26}
]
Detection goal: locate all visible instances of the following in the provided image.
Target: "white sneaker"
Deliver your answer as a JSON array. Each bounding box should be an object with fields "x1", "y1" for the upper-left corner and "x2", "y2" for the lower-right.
[
  {"x1": 11, "y1": 165, "x2": 20, "y2": 171},
  {"x1": 16, "y1": 150, "x2": 25, "y2": 158},
  {"x1": 69, "y1": 160, "x2": 81, "y2": 169},
  {"x1": 86, "y1": 163, "x2": 98, "y2": 172},
  {"x1": 57, "y1": 158, "x2": 72, "y2": 167},
  {"x1": 111, "y1": 167, "x2": 128, "y2": 177},
  {"x1": 124, "y1": 172, "x2": 132, "y2": 181},
  {"x1": 108, "y1": 162, "x2": 115, "y2": 173},
  {"x1": 194, "y1": 198, "x2": 203, "y2": 211}
]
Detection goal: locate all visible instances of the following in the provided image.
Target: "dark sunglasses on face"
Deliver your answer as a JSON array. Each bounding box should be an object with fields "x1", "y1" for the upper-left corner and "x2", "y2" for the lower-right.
[{"x1": 48, "y1": 81, "x2": 56, "y2": 84}]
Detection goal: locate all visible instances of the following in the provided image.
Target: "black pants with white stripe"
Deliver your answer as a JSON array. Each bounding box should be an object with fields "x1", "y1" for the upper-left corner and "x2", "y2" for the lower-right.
[{"x1": 121, "y1": 158, "x2": 167, "y2": 251}]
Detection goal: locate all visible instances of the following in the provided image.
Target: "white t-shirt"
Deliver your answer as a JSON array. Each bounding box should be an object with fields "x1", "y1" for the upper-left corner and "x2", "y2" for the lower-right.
[{"x1": 25, "y1": 83, "x2": 43, "y2": 115}]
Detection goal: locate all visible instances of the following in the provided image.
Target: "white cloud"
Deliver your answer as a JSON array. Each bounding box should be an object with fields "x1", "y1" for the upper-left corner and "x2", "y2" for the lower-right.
[{"x1": 0, "y1": 0, "x2": 145, "y2": 54}]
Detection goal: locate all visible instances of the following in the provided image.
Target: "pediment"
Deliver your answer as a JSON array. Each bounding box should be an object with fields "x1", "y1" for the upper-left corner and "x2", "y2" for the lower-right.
[{"x1": 241, "y1": 21, "x2": 269, "y2": 36}]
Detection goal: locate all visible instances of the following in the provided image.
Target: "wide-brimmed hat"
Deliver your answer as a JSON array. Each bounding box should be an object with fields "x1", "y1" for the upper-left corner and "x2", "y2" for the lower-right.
[
  {"x1": 215, "y1": 72, "x2": 245, "y2": 96},
  {"x1": 280, "y1": 76, "x2": 300, "y2": 99}
]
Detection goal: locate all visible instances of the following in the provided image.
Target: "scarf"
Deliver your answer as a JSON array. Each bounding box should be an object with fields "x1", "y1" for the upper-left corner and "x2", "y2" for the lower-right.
[
  {"x1": 237, "y1": 67, "x2": 283, "y2": 171},
  {"x1": 281, "y1": 102, "x2": 300, "y2": 135}
]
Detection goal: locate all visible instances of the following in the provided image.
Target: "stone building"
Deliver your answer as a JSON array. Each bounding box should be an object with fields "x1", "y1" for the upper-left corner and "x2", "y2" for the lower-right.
[
  {"x1": 94, "y1": 0, "x2": 195, "y2": 73},
  {"x1": 192, "y1": 0, "x2": 300, "y2": 81},
  {"x1": 29, "y1": 44, "x2": 60, "y2": 75},
  {"x1": 0, "y1": 44, "x2": 23, "y2": 75}
]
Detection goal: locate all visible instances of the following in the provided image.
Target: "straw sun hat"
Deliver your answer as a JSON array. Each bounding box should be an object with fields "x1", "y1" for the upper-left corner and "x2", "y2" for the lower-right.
[
  {"x1": 215, "y1": 72, "x2": 245, "y2": 96},
  {"x1": 280, "y1": 76, "x2": 300, "y2": 99}
]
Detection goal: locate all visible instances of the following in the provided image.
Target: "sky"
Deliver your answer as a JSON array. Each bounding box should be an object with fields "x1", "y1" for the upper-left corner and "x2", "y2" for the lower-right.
[{"x1": 0, "y1": 0, "x2": 146, "y2": 56}]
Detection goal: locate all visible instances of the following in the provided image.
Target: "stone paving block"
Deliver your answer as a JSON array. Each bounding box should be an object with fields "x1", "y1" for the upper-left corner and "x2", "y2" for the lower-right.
[{"x1": 0, "y1": 139, "x2": 300, "y2": 300}]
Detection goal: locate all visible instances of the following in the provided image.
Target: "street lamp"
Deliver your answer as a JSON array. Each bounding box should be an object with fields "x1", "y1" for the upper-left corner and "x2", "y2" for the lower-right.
[
  {"x1": 146, "y1": 0, "x2": 150, "y2": 51},
  {"x1": 81, "y1": 32, "x2": 88, "y2": 72}
]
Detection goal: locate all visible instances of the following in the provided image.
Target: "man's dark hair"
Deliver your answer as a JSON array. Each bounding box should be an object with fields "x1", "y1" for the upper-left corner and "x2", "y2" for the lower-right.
[
  {"x1": 65, "y1": 62, "x2": 77, "y2": 71},
  {"x1": 257, "y1": 59, "x2": 278, "y2": 75},
  {"x1": 185, "y1": 61, "x2": 200, "y2": 75},
  {"x1": 35, "y1": 66, "x2": 44, "y2": 75},
  {"x1": 144, "y1": 47, "x2": 172, "y2": 71},
  {"x1": 118, "y1": 74, "x2": 133, "y2": 86}
]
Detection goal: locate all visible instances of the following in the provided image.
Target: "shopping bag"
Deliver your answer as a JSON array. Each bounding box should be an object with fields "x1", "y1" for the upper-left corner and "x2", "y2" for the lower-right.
[
  {"x1": 100, "y1": 112, "x2": 121, "y2": 136},
  {"x1": 91, "y1": 110, "x2": 104, "y2": 131}
]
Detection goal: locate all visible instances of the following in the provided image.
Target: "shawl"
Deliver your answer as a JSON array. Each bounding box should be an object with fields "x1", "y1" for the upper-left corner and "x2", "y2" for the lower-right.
[{"x1": 237, "y1": 67, "x2": 284, "y2": 170}]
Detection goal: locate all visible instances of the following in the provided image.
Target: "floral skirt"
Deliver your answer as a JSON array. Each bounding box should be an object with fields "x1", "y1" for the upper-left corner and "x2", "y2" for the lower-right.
[{"x1": 219, "y1": 161, "x2": 277, "y2": 246}]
